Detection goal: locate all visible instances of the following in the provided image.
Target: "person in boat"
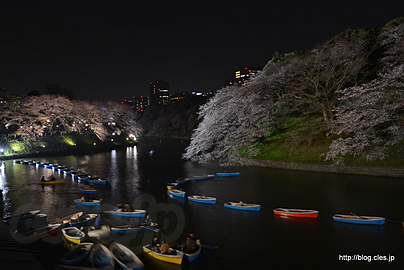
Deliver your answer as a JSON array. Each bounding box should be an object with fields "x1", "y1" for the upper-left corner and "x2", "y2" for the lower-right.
[
  {"x1": 183, "y1": 235, "x2": 197, "y2": 253},
  {"x1": 94, "y1": 214, "x2": 103, "y2": 230},
  {"x1": 129, "y1": 217, "x2": 137, "y2": 228},
  {"x1": 151, "y1": 235, "x2": 160, "y2": 252},
  {"x1": 79, "y1": 196, "x2": 86, "y2": 202},
  {"x1": 144, "y1": 215, "x2": 152, "y2": 226},
  {"x1": 160, "y1": 240, "x2": 170, "y2": 254},
  {"x1": 40, "y1": 176, "x2": 46, "y2": 182},
  {"x1": 50, "y1": 176, "x2": 56, "y2": 181},
  {"x1": 124, "y1": 204, "x2": 131, "y2": 212}
]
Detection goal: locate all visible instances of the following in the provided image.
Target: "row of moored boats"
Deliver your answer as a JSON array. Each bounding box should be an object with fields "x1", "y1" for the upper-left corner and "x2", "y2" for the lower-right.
[{"x1": 167, "y1": 172, "x2": 392, "y2": 226}]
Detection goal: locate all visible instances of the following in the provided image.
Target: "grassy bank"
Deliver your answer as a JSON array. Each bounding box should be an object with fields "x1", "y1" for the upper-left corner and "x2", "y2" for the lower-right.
[{"x1": 243, "y1": 114, "x2": 404, "y2": 168}]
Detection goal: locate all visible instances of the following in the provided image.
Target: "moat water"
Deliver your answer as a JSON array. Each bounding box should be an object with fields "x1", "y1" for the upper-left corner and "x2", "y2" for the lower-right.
[{"x1": 1, "y1": 137, "x2": 403, "y2": 269}]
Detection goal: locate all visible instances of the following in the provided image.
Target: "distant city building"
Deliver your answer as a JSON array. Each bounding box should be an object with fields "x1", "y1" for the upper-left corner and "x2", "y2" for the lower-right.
[
  {"x1": 170, "y1": 91, "x2": 213, "y2": 103},
  {"x1": 150, "y1": 80, "x2": 170, "y2": 105},
  {"x1": 225, "y1": 66, "x2": 261, "y2": 86},
  {"x1": 122, "y1": 96, "x2": 150, "y2": 115}
]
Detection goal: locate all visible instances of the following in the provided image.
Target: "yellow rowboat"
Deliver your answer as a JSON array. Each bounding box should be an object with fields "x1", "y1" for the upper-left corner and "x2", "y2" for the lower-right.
[
  {"x1": 62, "y1": 227, "x2": 86, "y2": 245},
  {"x1": 38, "y1": 179, "x2": 66, "y2": 184},
  {"x1": 143, "y1": 244, "x2": 183, "y2": 265}
]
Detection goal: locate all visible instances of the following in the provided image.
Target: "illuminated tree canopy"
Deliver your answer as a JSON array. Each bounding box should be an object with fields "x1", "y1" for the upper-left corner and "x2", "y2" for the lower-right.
[{"x1": 0, "y1": 95, "x2": 142, "y2": 141}]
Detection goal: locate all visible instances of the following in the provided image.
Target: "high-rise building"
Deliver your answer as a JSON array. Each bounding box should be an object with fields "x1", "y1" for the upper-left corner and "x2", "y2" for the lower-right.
[
  {"x1": 150, "y1": 80, "x2": 170, "y2": 105},
  {"x1": 225, "y1": 67, "x2": 261, "y2": 86}
]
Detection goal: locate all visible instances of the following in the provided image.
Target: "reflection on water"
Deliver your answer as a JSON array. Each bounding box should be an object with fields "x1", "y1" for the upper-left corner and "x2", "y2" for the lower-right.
[{"x1": 0, "y1": 137, "x2": 403, "y2": 269}]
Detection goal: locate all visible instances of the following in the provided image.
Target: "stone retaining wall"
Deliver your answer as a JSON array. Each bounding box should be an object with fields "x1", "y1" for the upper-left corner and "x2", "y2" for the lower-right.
[{"x1": 235, "y1": 157, "x2": 404, "y2": 178}]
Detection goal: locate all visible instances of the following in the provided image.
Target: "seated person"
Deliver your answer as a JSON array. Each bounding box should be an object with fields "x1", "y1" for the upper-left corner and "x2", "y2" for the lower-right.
[
  {"x1": 183, "y1": 235, "x2": 197, "y2": 253},
  {"x1": 160, "y1": 241, "x2": 170, "y2": 254},
  {"x1": 151, "y1": 236, "x2": 160, "y2": 252}
]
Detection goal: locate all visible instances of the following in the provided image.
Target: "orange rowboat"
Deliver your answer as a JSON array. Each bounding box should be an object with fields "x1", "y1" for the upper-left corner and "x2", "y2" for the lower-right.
[{"x1": 273, "y1": 208, "x2": 319, "y2": 218}]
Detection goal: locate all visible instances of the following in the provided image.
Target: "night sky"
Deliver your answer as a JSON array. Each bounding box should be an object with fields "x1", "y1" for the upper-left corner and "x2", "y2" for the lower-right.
[{"x1": 1, "y1": 1, "x2": 403, "y2": 102}]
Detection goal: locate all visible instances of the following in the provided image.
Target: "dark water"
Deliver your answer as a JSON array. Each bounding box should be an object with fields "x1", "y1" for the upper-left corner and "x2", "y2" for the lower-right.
[{"x1": 1, "y1": 137, "x2": 403, "y2": 269}]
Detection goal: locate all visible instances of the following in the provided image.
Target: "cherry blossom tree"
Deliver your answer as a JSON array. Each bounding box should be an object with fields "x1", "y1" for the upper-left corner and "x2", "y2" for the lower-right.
[
  {"x1": 0, "y1": 94, "x2": 141, "y2": 141},
  {"x1": 277, "y1": 37, "x2": 373, "y2": 126},
  {"x1": 326, "y1": 19, "x2": 404, "y2": 163},
  {"x1": 183, "y1": 72, "x2": 276, "y2": 165}
]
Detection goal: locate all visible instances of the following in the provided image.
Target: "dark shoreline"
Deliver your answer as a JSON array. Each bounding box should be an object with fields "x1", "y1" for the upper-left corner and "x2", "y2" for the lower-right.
[{"x1": 0, "y1": 143, "x2": 136, "y2": 161}]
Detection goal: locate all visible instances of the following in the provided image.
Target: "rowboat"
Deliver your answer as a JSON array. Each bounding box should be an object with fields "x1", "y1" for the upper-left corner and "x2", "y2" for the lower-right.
[
  {"x1": 168, "y1": 189, "x2": 186, "y2": 198},
  {"x1": 273, "y1": 208, "x2": 319, "y2": 218},
  {"x1": 216, "y1": 172, "x2": 241, "y2": 178},
  {"x1": 87, "y1": 225, "x2": 111, "y2": 241},
  {"x1": 62, "y1": 227, "x2": 86, "y2": 245},
  {"x1": 38, "y1": 179, "x2": 66, "y2": 184},
  {"x1": 193, "y1": 174, "x2": 215, "y2": 180},
  {"x1": 111, "y1": 223, "x2": 158, "y2": 234},
  {"x1": 78, "y1": 176, "x2": 90, "y2": 182},
  {"x1": 15, "y1": 223, "x2": 61, "y2": 244},
  {"x1": 7, "y1": 209, "x2": 41, "y2": 223},
  {"x1": 167, "y1": 183, "x2": 178, "y2": 190},
  {"x1": 74, "y1": 199, "x2": 102, "y2": 207},
  {"x1": 143, "y1": 244, "x2": 183, "y2": 265},
  {"x1": 62, "y1": 169, "x2": 75, "y2": 175},
  {"x1": 78, "y1": 188, "x2": 97, "y2": 194},
  {"x1": 176, "y1": 178, "x2": 192, "y2": 184},
  {"x1": 74, "y1": 173, "x2": 89, "y2": 179},
  {"x1": 59, "y1": 242, "x2": 94, "y2": 265},
  {"x1": 105, "y1": 209, "x2": 147, "y2": 217},
  {"x1": 333, "y1": 214, "x2": 385, "y2": 225},
  {"x1": 182, "y1": 244, "x2": 201, "y2": 262},
  {"x1": 188, "y1": 195, "x2": 216, "y2": 204},
  {"x1": 224, "y1": 201, "x2": 261, "y2": 211},
  {"x1": 89, "y1": 179, "x2": 109, "y2": 185},
  {"x1": 69, "y1": 213, "x2": 98, "y2": 227},
  {"x1": 51, "y1": 211, "x2": 83, "y2": 227},
  {"x1": 89, "y1": 243, "x2": 115, "y2": 270},
  {"x1": 109, "y1": 242, "x2": 145, "y2": 270},
  {"x1": 8, "y1": 213, "x2": 48, "y2": 233}
]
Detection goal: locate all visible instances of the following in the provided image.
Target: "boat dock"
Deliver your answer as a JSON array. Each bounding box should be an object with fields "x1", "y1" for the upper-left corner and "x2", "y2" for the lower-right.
[{"x1": 0, "y1": 220, "x2": 52, "y2": 269}]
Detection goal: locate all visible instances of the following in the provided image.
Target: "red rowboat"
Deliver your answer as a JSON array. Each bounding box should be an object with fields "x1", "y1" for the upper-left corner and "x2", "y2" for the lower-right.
[{"x1": 273, "y1": 208, "x2": 319, "y2": 218}]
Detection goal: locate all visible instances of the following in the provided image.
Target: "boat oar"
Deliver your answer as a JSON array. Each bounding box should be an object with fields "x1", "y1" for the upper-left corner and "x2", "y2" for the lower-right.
[
  {"x1": 201, "y1": 244, "x2": 219, "y2": 249},
  {"x1": 350, "y1": 212, "x2": 367, "y2": 219},
  {"x1": 140, "y1": 225, "x2": 160, "y2": 233}
]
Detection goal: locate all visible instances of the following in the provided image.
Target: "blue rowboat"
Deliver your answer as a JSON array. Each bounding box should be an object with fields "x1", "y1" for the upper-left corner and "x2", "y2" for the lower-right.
[
  {"x1": 78, "y1": 176, "x2": 90, "y2": 182},
  {"x1": 105, "y1": 209, "x2": 147, "y2": 217},
  {"x1": 188, "y1": 195, "x2": 216, "y2": 204},
  {"x1": 69, "y1": 213, "x2": 98, "y2": 227},
  {"x1": 63, "y1": 169, "x2": 74, "y2": 175},
  {"x1": 111, "y1": 223, "x2": 158, "y2": 234},
  {"x1": 75, "y1": 173, "x2": 90, "y2": 178},
  {"x1": 333, "y1": 214, "x2": 385, "y2": 225},
  {"x1": 169, "y1": 189, "x2": 186, "y2": 198},
  {"x1": 109, "y1": 242, "x2": 145, "y2": 270},
  {"x1": 60, "y1": 242, "x2": 94, "y2": 265},
  {"x1": 78, "y1": 188, "x2": 97, "y2": 194},
  {"x1": 182, "y1": 244, "x2": 201, "y2": 262},
  {"x1": 216, "y1": 172, "x2": 240, "y2": 178},
  {"x1": 176, "y1": 178, "x2": 192, "y2": 184},
  {"x1": 74, "y1": 199, "x2": 102, "y2": 207},
  {"x1": 224, "y1": 201, "x2": 261, "y2": 211},
  {"x1": 89, "y1": 179, "x2": 109, "y2": 185},
  {"x1": 193, "y1": 174, "x2": 215, "y2": 180},
  {"x1": 89, "y1": 243, "x2": 115, "y2": 270}
]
